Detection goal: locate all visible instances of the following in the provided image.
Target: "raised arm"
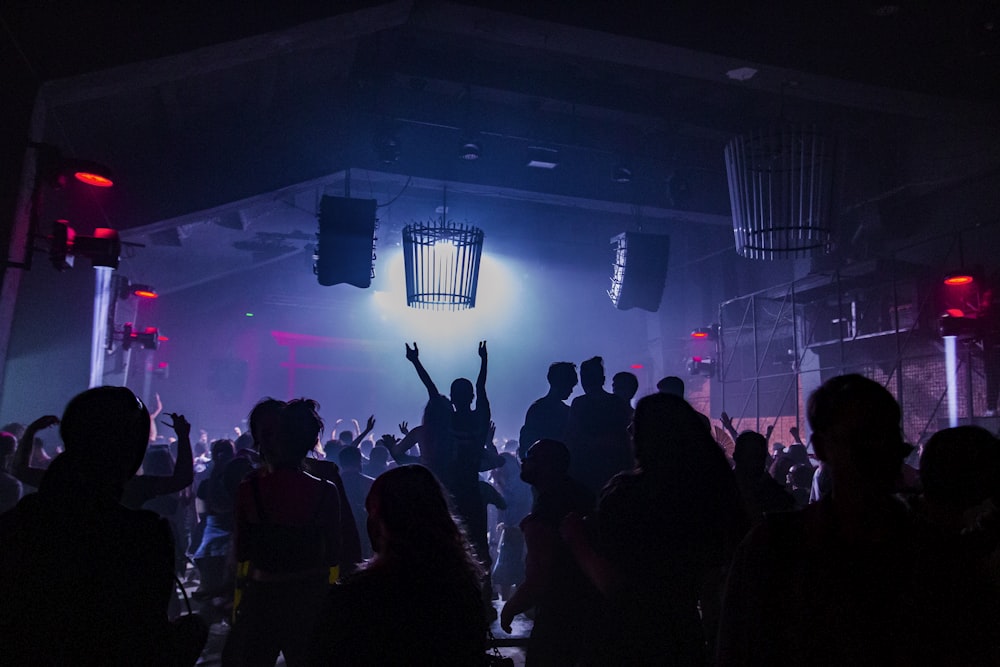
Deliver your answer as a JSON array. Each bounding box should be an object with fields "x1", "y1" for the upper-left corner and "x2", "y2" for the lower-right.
[
  {"x1": 122, "y1": 413, "x2": 194, "y2": 508},
  {"x1": 405, "y1": 342, "x2": 439, "y2": 399},
  {"x1": 475, "y1": 340, "x2": 489, "y2": 404},
  {"x1": 349, "y1": 415, "x2": 375, "y2": 448},
  {"x1": 12, "y1": 415, "x2": 58, "y2": 488},
  {"x1": 719, "y1": 411, "x2": 739, "y2": 442}
]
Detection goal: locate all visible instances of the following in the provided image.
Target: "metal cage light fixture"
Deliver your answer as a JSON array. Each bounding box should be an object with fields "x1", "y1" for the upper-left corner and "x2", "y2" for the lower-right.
[
  {"x1": 402, "y1": 194, "x2": 484, "y2": 310},
  {"x1": 724, "y1": 125, "x2": 835, "y2": 260}
]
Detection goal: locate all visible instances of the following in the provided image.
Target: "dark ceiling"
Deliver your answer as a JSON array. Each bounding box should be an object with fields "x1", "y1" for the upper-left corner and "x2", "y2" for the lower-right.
[{"x1": 3, "y1": 1, "x2": 1000, "y2": 296}]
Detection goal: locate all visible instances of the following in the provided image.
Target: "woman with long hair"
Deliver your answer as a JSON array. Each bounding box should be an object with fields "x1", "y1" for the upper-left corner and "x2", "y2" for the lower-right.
[{"x1": 309, "y1": 464, "x2": 487, "y2": 665}]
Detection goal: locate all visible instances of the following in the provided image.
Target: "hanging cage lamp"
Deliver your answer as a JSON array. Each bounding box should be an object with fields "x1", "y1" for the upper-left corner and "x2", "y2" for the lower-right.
[
  {"x1": 724, "y1": 125, "x2": 835, "y2": 260},
  {"x1": 402, "y1": 220, "x2": 484, "y2": 310}
]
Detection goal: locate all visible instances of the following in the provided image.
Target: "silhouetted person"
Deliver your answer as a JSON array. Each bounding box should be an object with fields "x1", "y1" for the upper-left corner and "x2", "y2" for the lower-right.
[
  {"x1": 564, "y1": 356, "x2": 632, "y2": 494},
  {"x1": 490, "y1": 452, "x2": 533, "y2": 600},
  {"x1": 223, "y1": 399, "x2": 343, "y2": 667},
  {"x1": 716, "y1": 374, "x2": 998, "y2": 666},
  {"x1": 500, "y1": 439, "x2": 601, "y2": 666},
  {"x1": 404, "y1": 341, "x2": 493, "y2": 607},
  {"x1": 518, "y1": 361, "x2": 578, "y2": 461},
  {"x1": 192, "y1": 438, "x2": 237, "y2": 602},
  {"x1": 564, "y1": 392, "x2": 746, "y2": 665},
  {"x1": 309, "y1": 464, "x2": 487, "y2": 665},
  {"x1": 611, "y1": 370, "x2": 639, "y2": 420},
  {"x1": 659, "y1": 375, "x2": 712, "y2": 433},
  {"x1": 338, "y1": 445, "x2": 375, "y2": 560},
  {"x1": 732, "y1": 430, "x2": 794, "y2": 524},
  {"x1": 0, "y1": 386, "x2": 207, "y2": 665}
]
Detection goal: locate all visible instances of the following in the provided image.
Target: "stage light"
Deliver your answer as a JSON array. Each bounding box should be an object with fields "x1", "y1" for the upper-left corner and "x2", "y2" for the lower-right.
[
  {"x1": 32, "y1": 143, "x2": 114, "y2": 189},
  {"x1": 459, "y1": 140, "x2": 482, "y2": 161},
  {"x1": 937, "y1": 314, "x2": 978, "y2": 339},
  {"x1": 121, "y1": 323, "x2": 160, "y2": 351},
  {"x1": 67, "y1": 159, "x2": 114, "y2": 188},
  {"x1": 691, "y1": 329, "x2": 710, "y2": 339},
  {"x1": 687, "y1": 356, "x2": 716, "y2": 376},
  {"x1": 690, "y1": 325, "x2": 719, "y2": 340},
  {"x1": 49, "y1": 222, "x2": 121, "y2": 270},
  {"x1": 131, "y1": 285, "x2": 158, "y2": 299},
  {"x1": 943, "y1": 273, "x2": 974, "y2": 286},
  {"x1": 630, "y1": 364, "x2": 644, "y2": 369}
]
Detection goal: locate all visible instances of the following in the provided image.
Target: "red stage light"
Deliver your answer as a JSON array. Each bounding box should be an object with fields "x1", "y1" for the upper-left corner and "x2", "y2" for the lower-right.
[
  {"x1": 691, "y1": 331, "x2": 709, "y2": 338},
  {"x1": 945, "y1": 308, "x2": 965, "y2": 318},
  {"x1": 158, "y1": 362, "x2": 168, "y2": 369},
  {"x1": 133, "y1": 289, "x2": 158, "y2": 299},
  {"x1": 692, "y1": 356, "x2": 702, "y2": 362},
  {"x1": 943, "y1": 274, "x2": 974, "y2": 286},
  {"x1": 630, "y1": 364, "x2": 644, "y2": 369},
  {"x1": 158, "y1": 336, "x2": 169, "y2": 342},
  {"x1": 74, "y1": 171, "x2": 113, "y2": 187}
]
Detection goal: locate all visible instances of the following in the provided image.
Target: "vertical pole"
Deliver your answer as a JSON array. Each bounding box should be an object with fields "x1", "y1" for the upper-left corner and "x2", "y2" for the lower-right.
[
  {"x1": 944, "y1": 336, "x2": 959, "y2": 428},
  {"x1": 89, "y1": 266, "x2": 114, "y2": 387}
]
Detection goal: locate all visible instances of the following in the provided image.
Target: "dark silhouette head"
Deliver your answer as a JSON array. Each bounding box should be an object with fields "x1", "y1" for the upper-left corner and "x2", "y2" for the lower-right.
[
  {"x1": 656, "y1": 376, "x2": 685, "y2": 397},
  {"x1": 364, "y1": 464, "x2": 483, "y2": 579},
  {"x1": 520, "y1": 438, "x2": 570, "y2": 489},
  {"x1": 733, "y1": 430, "x2": 769, "y2": 473},
  {"x1": 631, "y1": 392, "x2": 711, "y2": 472},
  {"x1": 274, "y1": 398, "x2": 323, "y2": 467},
  {"x1": 339, "y1": 445, "x2": 363, "y2": 471},
  {"x1": 787, "y1": 463, "x2": 816, "y2": 490},
  {"x1": 450, "y1": 378, "x2": 474, "y2": 409},
  {"x1": 612, "y1": 371, "x2": 639, "y2": 403},
  {"x1": 579, "y1": 356, "x2": 605, "y2": 394},
  {"x1": 248, "y1": 397, "x2": 285, "y2": 454},
  {"x1": 547, "y1": 362, "x2": 578, "y2": 399},
  {"x1": 368, "y1": 444, "x2": 389, "y2": 468},
  {"x1": 234, "y1": 432, "x2": 254, "y2": 453},
  {"x1": 920, "y1": 425, "x2": 1000, "y2": 511},
  {"x1": 210, "y1": 438, "x2": 236, "y2": 469},
  {"x1": 807, "y1": 374, "x2": 911, "y2": 493},
  {"x1": 59, "y1": 386, "x2": 151, "y2": 483},
  {"x1": 337, "y1": 430, "x2": 355, "y2": 447}
]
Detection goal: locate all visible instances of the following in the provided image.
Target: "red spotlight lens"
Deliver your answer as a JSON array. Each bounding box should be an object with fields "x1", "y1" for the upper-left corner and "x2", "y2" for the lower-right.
[
  {"x1": 74, "y1": 171, "x2": 113, "y2": 187},
  {"x1": 630, "y1": 364, "x2": 644, "y2": 369},
  {"x1": 692, "y1": 356, "x2": 702, "y2": 362},
  {"x1": 691, "y1": 331, "x2": 709, "y2": 338},
  {"x1": 945, "y1": 308, "x2": 965, "y2": 318},
  {"x1": 158, "y1": 336, "x2": 169, "y2": 342},
  {"x1": 133, "y1": 289, "x2": 158, "y2": 299},
  {"x1": 943, "y1": 274, "x2": 974, "y2": 286}
]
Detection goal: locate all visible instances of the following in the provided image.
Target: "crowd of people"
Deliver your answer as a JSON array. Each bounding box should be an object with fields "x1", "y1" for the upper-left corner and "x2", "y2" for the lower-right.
[{"x1": 1, "y1": 341, "x2": 999, "y2": 666}]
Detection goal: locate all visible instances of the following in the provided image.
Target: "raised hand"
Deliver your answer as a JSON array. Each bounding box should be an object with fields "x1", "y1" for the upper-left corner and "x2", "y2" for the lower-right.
[
  {"x1": 365, "y1": 415, "x2": 376, "y2": 432},
  {"x1": 789, "y1": 426, "x2": 801, "y2": 443},
  {"x1": 720, "y1": 411, "x2": 733, "y2": 429},
  {"x1": 27, "y1": 415, "x2": 60, "y2": 432},
  {"x1": 764, "y1": 424, "x2": 775, "y2": 440},
  {"x1": 398, "y1": 421, "x2": 409, "y2": 435},
  {"x1": 161, "y1": 412, "x2": 191, "y2": 439},
  {"x1": 478, "y1": 340, "x2": 488, "y2": 359},
  {"x1": 405, "y1": 342, "x2": 420, "y2": 362}
]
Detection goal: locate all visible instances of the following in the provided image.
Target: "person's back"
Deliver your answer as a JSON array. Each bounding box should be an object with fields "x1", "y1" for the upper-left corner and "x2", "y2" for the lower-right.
[
  {"x1": 519, "y1": 361, "x2": 577, "y2": 460},
  {"x1": 309, "y1": 465, "x2": 486, "y2": 665},
  {"x1": 0, "y1": 386, "x2": 205, "y2": 666},
  {"x1": 716, "y1": 374, "x2": 980, "y2": 666},
  {"x1": 224, "y1": 398, "x2": 342, "y2": 667},
  {"x1": 565, "y1": 357, "x2": 631, "y2": 494}
]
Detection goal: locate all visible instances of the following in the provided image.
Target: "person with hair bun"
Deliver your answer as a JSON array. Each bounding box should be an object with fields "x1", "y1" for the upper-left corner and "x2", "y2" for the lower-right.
[{"x1": 222, "y1": 398, "x2": 344, "y2": 667}]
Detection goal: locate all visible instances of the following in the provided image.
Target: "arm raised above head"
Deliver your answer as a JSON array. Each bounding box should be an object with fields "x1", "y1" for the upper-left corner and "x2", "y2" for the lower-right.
[
  {"x1": 405, "y1": 342, "x2": 439, "y2": 399},
  {"x1": 475, "y1": 341, "x2": 488, "y2": 403}
]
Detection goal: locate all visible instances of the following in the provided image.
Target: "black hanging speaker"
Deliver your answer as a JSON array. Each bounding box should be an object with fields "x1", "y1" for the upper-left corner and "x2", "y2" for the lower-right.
[
  {"x1": 608, "y1": 232, "x2": 671, "y2": 312},
  {"x1": 315, "y1": 196, "x2": 377, "y2": 287}
]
